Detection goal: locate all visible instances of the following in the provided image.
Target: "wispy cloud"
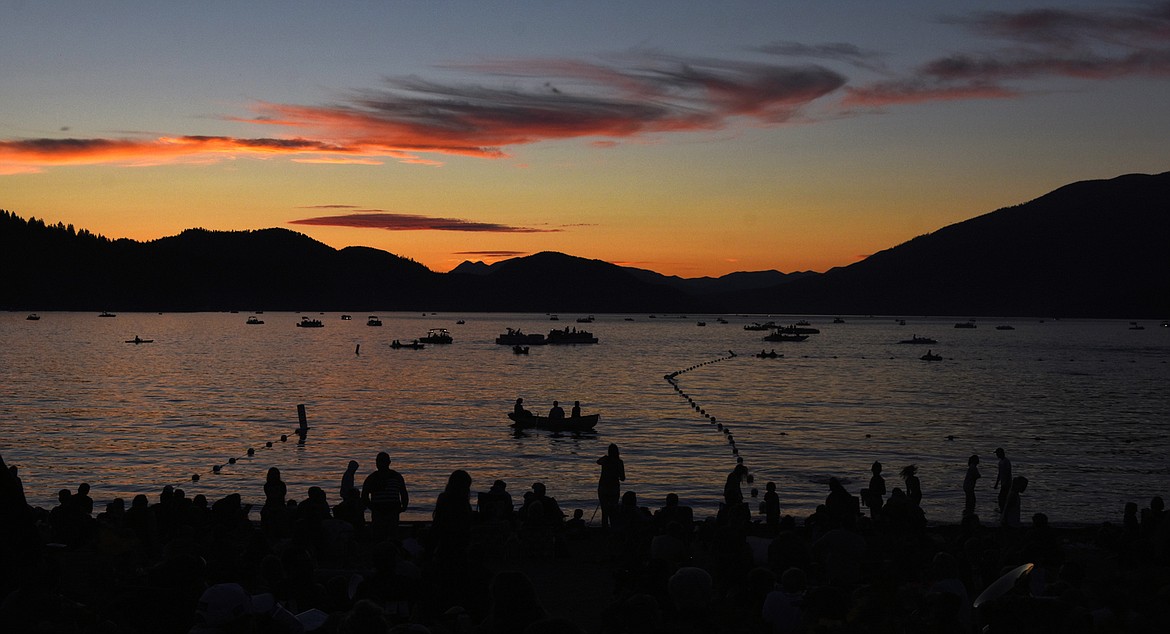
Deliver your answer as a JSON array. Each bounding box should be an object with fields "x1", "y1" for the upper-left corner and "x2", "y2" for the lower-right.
[
  {"x1": 5, "y1": 4, "x2": 1169, "y2": 173},
  {"x1": 847, "y1": 2, "x2": 1170, "y2": 106},
  {"x1": 2, "y1": 53, "x2": 844, "y2": 173},
  {"x1": 289, "y1": 211, "x2": 561, "y2": 233}
]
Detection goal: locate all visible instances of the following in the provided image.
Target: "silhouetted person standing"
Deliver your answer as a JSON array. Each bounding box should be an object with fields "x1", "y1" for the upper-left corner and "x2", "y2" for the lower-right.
[
  {"x1": 963, "y1": 454, "x2": 981, "y2": 518},
  {"x1": 901, "y1": 464, "x2": 922, "y2": 506},
  {"x1": 596, "y1": 443, "x2": 626, "y2": 529},
  {"x1": 341, "y1": 460, "x2": 360, "y2": 499},
  {"x1": 993, "y1": 447, "x2": 1012, "y2": 513},
  {"x1": 261, "y1": 466, "x2": 289, "y2": 539},
  {"x1": 361, "y1": 452, "x2": 409, "y2": 539},
  {"x1": 864, "y1": 461, "x2": 886, "y2": 519},
  {"x1": 1002, "y1": 476, "x2": 1028, "y2": 528}
]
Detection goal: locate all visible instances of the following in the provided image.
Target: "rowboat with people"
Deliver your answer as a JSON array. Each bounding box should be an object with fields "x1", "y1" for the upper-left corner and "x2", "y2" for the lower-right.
[{"x1": 507, "y1": 411, "x2": 599, "y2": 432}]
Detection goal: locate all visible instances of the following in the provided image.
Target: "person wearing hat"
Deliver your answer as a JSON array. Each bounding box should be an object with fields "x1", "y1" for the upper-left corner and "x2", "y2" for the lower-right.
[{"x1": 993, "y1": 447, "x2": 1012, "y2": 514}]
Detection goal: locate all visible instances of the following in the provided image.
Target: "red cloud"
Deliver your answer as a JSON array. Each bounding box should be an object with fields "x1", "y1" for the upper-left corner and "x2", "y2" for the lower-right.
[{"x1": 289, "y1": 212, "x2": 561, "y2": 233}]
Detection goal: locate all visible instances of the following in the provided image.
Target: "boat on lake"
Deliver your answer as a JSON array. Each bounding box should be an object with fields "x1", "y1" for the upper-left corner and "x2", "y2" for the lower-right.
[
  {"x1": 508, "y1": 411, "x2": 599, "y2": 432},
  {"x1": 419, "y1": 328, "x2": 453, "y2": 344},
  {"x1": 340, "y1": 314, "x2": 352, "y2": 320},
  {"x1": 921, "y1": 351, "x2": 943, "y2": 361},
  {"x1": 755, "y1": 349, "x2": 783, "y2": 358},
  {"x1": 547, "y1": 328, "x2": 598, "y2": 344},
  {"x1": 99, "y1": 312, "x2": 116, "y2": 318},
  {"x1": 125, "y1": 336, "x2": 153, "y2": 344},
  {"x1": 297, "y1": 317, "x2": 324, "y2": 328},
  {"x1": 367, "y1": 316, "x2": 382, "y2": 326},
  {"x1": 391, "y1": 339, "x2": 425, "y2": 349},
  {"x1": 744, "y1": 321, "x2": 777, "y2": 331},
  {"x1": 763, "y1": 332, "x2": 808, "y2": 342},
  {"x1": 777, "y1": 325, "x2": 820, "y2": 335},
  {"x1": 954, "y1": 321, "x2": 977, "y2": 329},
  {"x1": 833, "y1": 317, "x2": 845, "y2": 324},
  {"x1": 246, "y1": 316, "x2": 264, "y2": 325},
  {"x1": 576, "y1": 315, "x2": 595, "y2": 323},
  {"x1": 26, "y1": 313, "x2": 40, "y2": 320},
  {"x1": 899, "y1": 335, "x2": 937, "y2": 344},
  {"x1": 512, "y1": 345, "x2": 529, "y2": 354},
  {"x1": 495, "y1": 328, "x2": 547, "y2": 345},
  {"x1": 996, "y1": 325, "x2": 1015, "y2": 330}
]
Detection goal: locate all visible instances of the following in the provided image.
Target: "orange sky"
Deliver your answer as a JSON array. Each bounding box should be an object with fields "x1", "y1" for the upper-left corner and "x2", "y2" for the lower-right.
[{"x1": 3, "y1": 2, "x2": 1168, "y2": 276}]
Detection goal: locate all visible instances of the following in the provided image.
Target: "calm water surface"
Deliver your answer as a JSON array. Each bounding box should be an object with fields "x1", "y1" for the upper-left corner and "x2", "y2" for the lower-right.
[{"x1": 2, "y1": 312, "x2": 1167, "y2": 524}]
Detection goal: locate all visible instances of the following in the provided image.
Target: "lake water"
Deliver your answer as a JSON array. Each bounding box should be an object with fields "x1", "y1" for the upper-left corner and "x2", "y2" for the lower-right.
[{"x1": 2, "y1": 311, "x2": 1167, "y2": 525}]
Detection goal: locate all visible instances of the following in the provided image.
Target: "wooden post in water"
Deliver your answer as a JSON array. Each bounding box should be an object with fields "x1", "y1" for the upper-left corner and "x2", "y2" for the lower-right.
[{"x1": 297, "y1": 404, "x2": 309, "y2": 431}]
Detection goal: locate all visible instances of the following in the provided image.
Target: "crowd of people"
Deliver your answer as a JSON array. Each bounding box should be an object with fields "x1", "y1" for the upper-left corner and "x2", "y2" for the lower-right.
[{"x1": 2, "y1": 447, "x2": 1170, "y2": 633}]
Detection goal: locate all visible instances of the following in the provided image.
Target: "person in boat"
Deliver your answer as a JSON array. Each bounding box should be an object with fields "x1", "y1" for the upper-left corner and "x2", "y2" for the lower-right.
[
  {"x1": 571, "y1": 401, "x2": 581, "y2": 418},
  {"x1": 514, "y1": 398, "x2": 531, "y2": 418},
  {"x1": 548, "y1": 400, "x2": 565, "y2": 421}
]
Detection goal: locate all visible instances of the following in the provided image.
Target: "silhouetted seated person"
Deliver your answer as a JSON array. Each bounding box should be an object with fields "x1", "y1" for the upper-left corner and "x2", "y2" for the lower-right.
[
  {"x1": 824, "y1": 477, "x2": 860, "y2": 529},
  {"x1": 571, "y1": 401, "x2": 582, "y2": 418},
  {"x1": 477, "y1": 479, "x2": 514, "y2": 523},
  {"x1": 519, "y1": 482, "x2": 564, "y2": 527},
  {"x1": 210, "y1": 493, "x2": 251, "y2": 531},
  {"x1": 879, "y1": 487, "x2": 925, "y2": 532},
  {"x1": 514, "y1": 398, "x2": 530, "y2": 418},
  {"x1": 650, "y1": 520, "x2": 691, "y2": 566},
  {"x1": 332, "y1": 485, "x2": 366, "y2": 536},
  {"x1": 565, "y1": 508, "x2": 588, "y2": 539},
  {"x1": 653, "y1": 493, "x2": 694, "y2": 533},
  {"x1": 548, "y1": 400, "x2": 565, "y2": 421}
]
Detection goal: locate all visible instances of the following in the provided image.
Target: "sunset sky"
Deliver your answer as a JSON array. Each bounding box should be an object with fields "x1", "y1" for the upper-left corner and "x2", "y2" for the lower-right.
[{"x1": 2, "y1": 1, "x2": 1168, "y2": 276}]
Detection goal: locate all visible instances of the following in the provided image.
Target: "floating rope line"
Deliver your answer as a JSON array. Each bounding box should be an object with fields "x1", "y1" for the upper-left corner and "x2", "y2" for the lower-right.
[
  {"x1": 160, "y1": 404, "x2": 312, "y2": 492},
  {"x1": 663, "y1": 350, "x2": 747, "y2": 468}
]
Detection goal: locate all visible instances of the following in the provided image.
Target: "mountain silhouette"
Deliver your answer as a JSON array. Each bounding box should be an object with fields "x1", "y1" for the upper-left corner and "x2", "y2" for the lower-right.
[
  {"x1": 716, "y1": 172, "x2": 1169, "y2": 317},
  {"x1": 2, "y1": 171, "x2": 1167, "y2": 316}
]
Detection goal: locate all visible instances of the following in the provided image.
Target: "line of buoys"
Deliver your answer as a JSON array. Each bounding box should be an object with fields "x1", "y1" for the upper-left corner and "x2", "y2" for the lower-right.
[
  {"x1": 663, "y1": 350, "x2": 744, "y2": 468},
  {"x1": 163, "y1": 404, "x2": 314, "y2": 490}
]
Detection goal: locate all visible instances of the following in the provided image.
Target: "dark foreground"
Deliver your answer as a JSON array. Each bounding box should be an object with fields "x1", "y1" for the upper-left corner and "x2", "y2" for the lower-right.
[{"x1": 3, "y1": 476, "x2": 1170, "y2": 632}]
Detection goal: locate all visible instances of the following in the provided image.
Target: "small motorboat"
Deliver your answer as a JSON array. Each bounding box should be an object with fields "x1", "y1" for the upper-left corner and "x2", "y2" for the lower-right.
[
  {"x1": 125, "y1": 336, "x2": 154, "y2": 344},
  {"x1": 419, "y1": 328, "x2": 453, "y2": 344},
  {"x1": 920, "y1": 351, "x2": 942, "y2": 361},
  {"x1": 297, "y1": 317, "x2": 324, "y2": 328},
  {"x1": 456, "y1": 319, "x2": 465, "y2": 324},
  {"x1": 898, "y1": 335, "x2": 937, "y2": 344},
  {"x1": 755, "y1": 350, "x2": 782, "y2": 359},
  {"x1": 576, "y1": 315, "x2": 595, "y2": 323},
  {"x1": 508, "y1": 411, "x2": 598, "y2": 432},
  {"x1": 26, "y1": 313, "x2": 40, "y2": 320},
  {"x1": 390, "y1": 339, "x2": 425, "y2": 349},
  {"x1": 246, "y1": 316, "x2": 264, "y2": 325},
  {"x1": 832, "y1": 317, "x2": 845, "y2": 324},
  {"x1": 697, "y1": 321, "x2": 706, "y2": 327},
  {"x1": 367, "y1": 316, "x2": 383, "y2": 326},
  {"x1": 99, "y1": 311, "x2": 116, "y2": 318},
  {"x1": 512, "y1": 345, "x2": 529, "y2": 354},
  {"x1": 340, "y1": 314, "x2": 352, "y2": 320},
  {"x1": 954, "y1": 321, "x2": 977, "y2": 329},
  {"x1": 995, "y1": 325, "x2": 1015, "y2": 330},
  {"x1": 763, "y1": 332, "x2": 807, "y2": 342}
]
